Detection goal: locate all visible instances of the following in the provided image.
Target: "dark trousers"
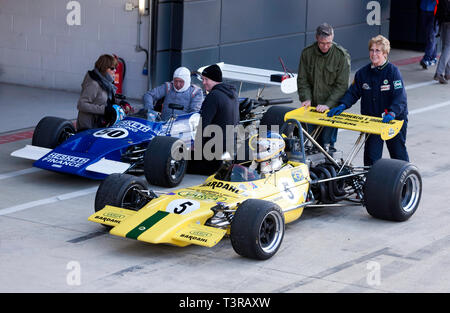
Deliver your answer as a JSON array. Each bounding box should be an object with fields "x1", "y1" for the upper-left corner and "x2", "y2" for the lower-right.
[
  {"x1": 187, "y1": 159, "x2": 222, "y2": 176},
  {"x1": 306, "y1": 124, "x2": 338, "y2": 148},
  {"x1": 421, "y1": 10, "x2": 438, "y2": 62},
  {"x1": 364, "y1": 120, "x2": 409, "y2": 166}
]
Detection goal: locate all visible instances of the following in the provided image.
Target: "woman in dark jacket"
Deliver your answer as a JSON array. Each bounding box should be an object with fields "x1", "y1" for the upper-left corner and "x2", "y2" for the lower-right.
[{"x1": 76, "y1": 54, "x2": 118, "y2": 131}]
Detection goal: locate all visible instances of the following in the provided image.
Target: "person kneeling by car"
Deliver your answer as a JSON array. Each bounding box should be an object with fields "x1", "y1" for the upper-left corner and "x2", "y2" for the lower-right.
[
  {"x1": 76, "y1": 54, "x2": 133, "y2": 131},
  {"x1": 327, "y1": 35, "x2": 409, "y2": 166}
]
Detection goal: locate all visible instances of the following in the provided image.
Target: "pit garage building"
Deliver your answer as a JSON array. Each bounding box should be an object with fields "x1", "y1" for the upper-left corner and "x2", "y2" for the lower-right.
[{"x1": 0, "y1": 0, "x2": 428, "y2": 99}]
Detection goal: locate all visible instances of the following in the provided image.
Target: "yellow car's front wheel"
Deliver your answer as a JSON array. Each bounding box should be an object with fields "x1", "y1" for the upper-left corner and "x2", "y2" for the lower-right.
[{"x1": 230, "y1": 199, "x2": 285, "y2": 260}]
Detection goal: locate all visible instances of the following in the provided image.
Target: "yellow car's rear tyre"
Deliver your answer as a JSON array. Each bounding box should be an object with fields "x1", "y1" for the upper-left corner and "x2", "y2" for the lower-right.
[{"x1": 364, "y1": 159, "x2": 422, "y2": 221}]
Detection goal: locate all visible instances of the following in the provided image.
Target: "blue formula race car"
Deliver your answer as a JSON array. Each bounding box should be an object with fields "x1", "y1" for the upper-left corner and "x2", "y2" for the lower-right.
[
  {"x1": 11, "y1": 98, "x2": 293, "y2": 187},
  {"x1": 12, "y1": 103, "x2": 200, "y2": 187}
]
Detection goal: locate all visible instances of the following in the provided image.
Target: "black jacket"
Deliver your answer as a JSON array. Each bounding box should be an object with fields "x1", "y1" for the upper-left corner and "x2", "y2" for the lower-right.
[{"x1": 199, "y1": 83, "x2": 239, "y2": 152}]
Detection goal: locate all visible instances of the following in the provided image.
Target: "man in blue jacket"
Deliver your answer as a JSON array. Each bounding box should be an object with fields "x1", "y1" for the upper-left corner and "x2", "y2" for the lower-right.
[{"x1": 328, "y1": 35, "x2": 409, "y2": 166}]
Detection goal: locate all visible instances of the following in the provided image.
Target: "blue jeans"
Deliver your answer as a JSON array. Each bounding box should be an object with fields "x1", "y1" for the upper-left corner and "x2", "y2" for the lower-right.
[{"x1": 421, "y1": 10, "x2": 438, "y2": 62}]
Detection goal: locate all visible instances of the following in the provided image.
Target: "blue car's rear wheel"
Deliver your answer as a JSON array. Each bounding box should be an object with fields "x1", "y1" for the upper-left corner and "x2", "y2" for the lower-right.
[
  {"x1": 32, "y1": 116, "x2": 75, "y2": 149},
  {"x1": 144, "y1": 136, "x2": 187, "y2": 187}
]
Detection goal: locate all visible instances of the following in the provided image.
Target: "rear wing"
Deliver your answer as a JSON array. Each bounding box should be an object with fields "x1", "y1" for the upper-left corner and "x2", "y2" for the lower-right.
[
  {"x1": 197, "y1": 62, "x2": 298, "y2": 94},
  {"x1": 285, "y1": 107, "x2": 404, "y2": 141}
]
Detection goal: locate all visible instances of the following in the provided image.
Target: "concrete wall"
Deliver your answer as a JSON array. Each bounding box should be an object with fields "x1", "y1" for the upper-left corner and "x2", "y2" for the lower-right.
[
  {"x1": 0, "y1": 0, "x2": 150, "y2": 99},
  {"x1": 0, "y1": 0, "x2": 391, "y2": 99}
]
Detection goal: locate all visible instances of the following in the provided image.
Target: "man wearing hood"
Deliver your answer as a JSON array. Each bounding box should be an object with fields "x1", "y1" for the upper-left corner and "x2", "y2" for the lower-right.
[{"x1": 143, "y1": 66, "x2": 203, "y2": 121}]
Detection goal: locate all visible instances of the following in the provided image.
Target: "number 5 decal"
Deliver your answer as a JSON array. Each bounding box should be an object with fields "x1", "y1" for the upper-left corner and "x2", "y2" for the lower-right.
[
  {"x1": 278, "y1": 178, "x2": 299, "y2": 204},
  {"x1": 173, "y1": 201, "x2": 193, "y2": 214},
  {"x1": 282, "y1": 182, "x2": 294, "y2": 200},
  {"x1": 166, "y1": 199, "x2": 200, "y2": 215}
]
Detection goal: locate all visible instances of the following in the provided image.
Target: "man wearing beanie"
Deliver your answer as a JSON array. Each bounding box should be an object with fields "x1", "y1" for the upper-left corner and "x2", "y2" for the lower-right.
[
  {"x1": 192, "y1": 64, "x2": 239, "y2": 174},
  {"x1": 143, "y1": 66, "x2": 203, "y2": 121}
]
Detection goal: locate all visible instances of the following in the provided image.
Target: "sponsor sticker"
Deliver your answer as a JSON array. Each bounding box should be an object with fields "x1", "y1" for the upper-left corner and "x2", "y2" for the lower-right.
[
  {"x1": 291, "y1": 168, "x2": 304, "y2": 182},
  {"x1": 380, "y1": 84, "x2": 390, "y2": 91},
  {"x1": 115, "y1": 120, "x2": 152, "y2": 133},
  {"x1": 41, "y1": 152, "x2": 89, "y2": 168},
  {"x1": 179, "y1": 233, "x2": 208, "y2": 243},
  {"x1": 177, "y1": 190, "x2": 227, "y2": 202},
  {"x1": 393, "y1": 80, "x2": 403, "y2": 89},
  {"x1": 189, "y1": 230, "x2": 212, "y2": 237},
  {"x1": 202, "y1": 181, "x2": 240, "y2": 194}
]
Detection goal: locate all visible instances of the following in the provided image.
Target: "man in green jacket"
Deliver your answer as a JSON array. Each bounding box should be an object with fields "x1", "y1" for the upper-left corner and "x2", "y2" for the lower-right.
[{"x1": 297, "y1": 23, "x2": 351, "y2": 151}]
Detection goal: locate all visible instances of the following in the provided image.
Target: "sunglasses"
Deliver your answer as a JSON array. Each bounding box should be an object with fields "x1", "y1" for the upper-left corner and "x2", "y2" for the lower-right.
[{"x1": 109, "y1": 67, "x2": 116, "y2": 70}]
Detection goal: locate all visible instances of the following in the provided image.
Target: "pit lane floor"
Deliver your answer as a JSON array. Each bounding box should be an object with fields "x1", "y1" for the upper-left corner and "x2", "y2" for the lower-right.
[{"x1": 1, "y1": 50, "x2": 450, "y2": 293}]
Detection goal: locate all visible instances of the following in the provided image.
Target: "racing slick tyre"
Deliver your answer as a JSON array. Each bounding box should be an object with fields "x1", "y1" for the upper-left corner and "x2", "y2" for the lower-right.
[
  {"x1": 231, "y1": 199, "x2": 285, "y2": 260},
  {"x1": 364, "y1": 159, "x2": 422, "y2": 222},
  {"x1": 144, "y1": 136, "x2": 187, "y2": 188},
  {"x1": 32, "y1": 116, "x2": 75, "y2": 149},
  {"x1": 260, "y1": 106, "x2": 295, "y2": 135},
  {"x1": 94, "y1": 173, "x2": 150, "y2": 213}
]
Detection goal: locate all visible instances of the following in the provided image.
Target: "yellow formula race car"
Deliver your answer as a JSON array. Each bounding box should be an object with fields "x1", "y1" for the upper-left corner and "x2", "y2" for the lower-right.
[{"x1": 89, "y1": 107, "x2": 422, "y2": 260}]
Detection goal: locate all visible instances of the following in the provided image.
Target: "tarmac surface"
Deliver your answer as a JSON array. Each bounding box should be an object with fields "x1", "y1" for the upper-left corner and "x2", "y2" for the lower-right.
[{"x1": 1, "y1": 49, "x2": 450, "y2": 293}]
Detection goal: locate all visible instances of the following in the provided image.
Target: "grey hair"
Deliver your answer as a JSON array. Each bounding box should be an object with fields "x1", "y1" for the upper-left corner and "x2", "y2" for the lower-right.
[{"x1": 316, "y1": 23, "x2": 334, "y2": 38}]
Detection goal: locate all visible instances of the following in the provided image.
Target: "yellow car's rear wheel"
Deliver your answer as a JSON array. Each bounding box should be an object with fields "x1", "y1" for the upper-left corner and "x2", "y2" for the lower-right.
[{"x1": 364, "y1": 159, "x2": 422, "y2": 221}]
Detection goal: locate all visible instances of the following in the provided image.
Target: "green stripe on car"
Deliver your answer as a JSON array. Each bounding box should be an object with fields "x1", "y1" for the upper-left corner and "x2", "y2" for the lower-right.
[{"x1": 126, "y1": 211, "x2": 169, "y2": 239}]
